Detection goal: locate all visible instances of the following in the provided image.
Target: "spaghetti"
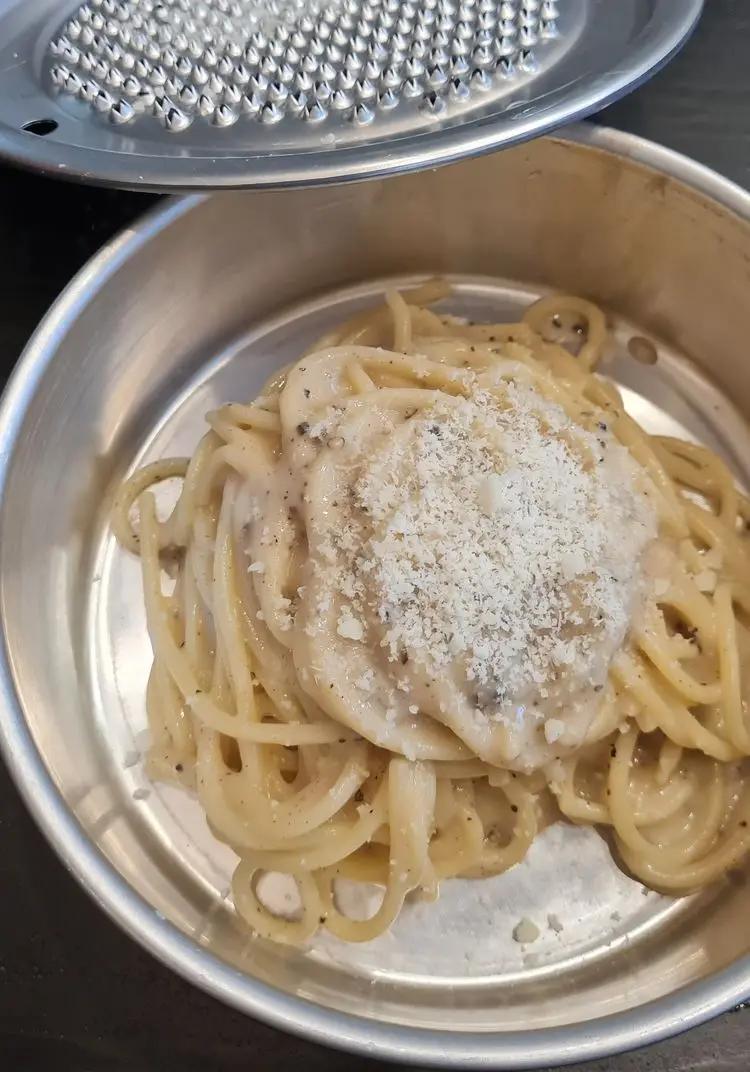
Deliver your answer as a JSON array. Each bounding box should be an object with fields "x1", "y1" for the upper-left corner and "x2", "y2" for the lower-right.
[{"x1": 114, "y1": 283, "x2": 750, "y2": 944}]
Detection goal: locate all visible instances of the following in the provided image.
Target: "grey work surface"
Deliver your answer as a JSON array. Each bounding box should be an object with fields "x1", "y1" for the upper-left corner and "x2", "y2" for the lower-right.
[{"x1": 0, "y1": 2, "x2": 749, "y2": 1069}]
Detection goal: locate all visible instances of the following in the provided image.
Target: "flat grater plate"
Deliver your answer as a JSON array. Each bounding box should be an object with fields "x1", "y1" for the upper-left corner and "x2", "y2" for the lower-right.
[{"x1": 0, "y1": 0, "x2": 702, "y2": 190}]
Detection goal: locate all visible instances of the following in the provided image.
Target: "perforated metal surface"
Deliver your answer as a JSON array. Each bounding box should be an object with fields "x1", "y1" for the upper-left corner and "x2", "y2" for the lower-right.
[
  {"x1": 47, "y1": 0, "x2": 563, "y2": 134},
  {"x1": 0, "y1": 0, "x2": 703, "y2": 188}
]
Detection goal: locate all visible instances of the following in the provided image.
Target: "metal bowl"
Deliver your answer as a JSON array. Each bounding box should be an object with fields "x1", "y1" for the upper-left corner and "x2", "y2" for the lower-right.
[{"x1": 2, "y1": 125, "x2": 750, "y2": 1068}]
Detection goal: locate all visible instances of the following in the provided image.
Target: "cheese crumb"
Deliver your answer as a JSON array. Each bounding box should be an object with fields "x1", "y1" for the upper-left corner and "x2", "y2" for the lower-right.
[
  {"x1": 247, "y1": 561, "x2": 265, "y2": 574},
  {"x1": 512, "y1": 918, "x2": 540, "y2": 944},
  {"x1": 544, "y1": 718, "x2": 565, "y2": 744},
  {"x1": 559, "y1": 547, "x2": 587, "y2": 581},
  {"x1": 337, "y1": 606, "x2": 365, "y2": 641},
  {"x1": 355, "y1": 669, "x2": 375, "y2": 692},
  {"x1": 477, "y1": 470, "x2": 517, "y2": 517}
]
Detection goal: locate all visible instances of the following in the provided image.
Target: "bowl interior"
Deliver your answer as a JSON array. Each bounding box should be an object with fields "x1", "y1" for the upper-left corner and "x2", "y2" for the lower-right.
[{"x1": 3, "y1": 132, "x2": 750, "y2": 1046}]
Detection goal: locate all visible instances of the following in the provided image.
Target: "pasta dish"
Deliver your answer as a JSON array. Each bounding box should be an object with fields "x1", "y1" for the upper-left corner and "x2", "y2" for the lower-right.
[{"x1": 113, "y1": 283, "x2": 750, "y2": 945}]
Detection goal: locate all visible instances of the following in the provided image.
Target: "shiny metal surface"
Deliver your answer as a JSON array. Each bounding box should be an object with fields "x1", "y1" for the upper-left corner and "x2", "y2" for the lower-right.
[
  {"x1": 2, "y1": 126, "x2": 750, "y2": 1068},
  {"x1": 0, "y1": 0, "x2": 702, "y2": 189},
  {"x1": 47, "y1": 0, "x2": 573, "y2": 132}
]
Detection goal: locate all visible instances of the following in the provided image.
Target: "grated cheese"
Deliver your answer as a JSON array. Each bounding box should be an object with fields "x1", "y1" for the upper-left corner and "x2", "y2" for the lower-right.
[
  {"x1": 305, "y1": 379, "x2": 657, "y2": 764},
  {"x1": 351, "y1": 387, "x2": 654, "y2": 713},
  {"x1": 544, "y1": 718, "x2": 565, "y2": 744},
  {"x1": 355, "y1": 668, "x2": 375, "y2": 692},
  {"x1": 512, "y1": 917, "x2": 540, "y2": 944},
  {"x1": 337, "y1": 605, "x2": 365, "y2": 641}
]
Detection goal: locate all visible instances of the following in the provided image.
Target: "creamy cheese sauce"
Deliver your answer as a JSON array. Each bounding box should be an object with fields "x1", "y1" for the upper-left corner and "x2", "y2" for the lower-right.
[{"x1": 245, "y1": 364, "x2": 658, "y2": 771}]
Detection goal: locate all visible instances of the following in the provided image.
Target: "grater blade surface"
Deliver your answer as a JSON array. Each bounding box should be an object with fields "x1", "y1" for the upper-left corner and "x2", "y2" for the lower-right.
[{"x1": 46, "y1": 0, "x2": 566, "y2": 137}]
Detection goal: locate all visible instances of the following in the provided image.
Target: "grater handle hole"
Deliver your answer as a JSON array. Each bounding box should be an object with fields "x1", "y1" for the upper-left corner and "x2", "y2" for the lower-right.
[{"x1": 22, "y1": 119, "x2": 58, "y2": 137}]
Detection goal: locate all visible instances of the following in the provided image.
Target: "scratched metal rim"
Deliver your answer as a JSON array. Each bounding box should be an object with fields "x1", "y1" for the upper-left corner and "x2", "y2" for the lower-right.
[
  {"x1": 0, "y1": 0, "x2": 702, "y2": 191},
  {"x1": 1, "y1": 125, "x2": 750, "y2": 1068}
]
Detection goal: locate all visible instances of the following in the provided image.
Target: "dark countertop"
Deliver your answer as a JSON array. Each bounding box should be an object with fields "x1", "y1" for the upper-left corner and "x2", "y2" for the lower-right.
[{"x1": 1, "y1": 3, "x2": 749, "y2": 1069}]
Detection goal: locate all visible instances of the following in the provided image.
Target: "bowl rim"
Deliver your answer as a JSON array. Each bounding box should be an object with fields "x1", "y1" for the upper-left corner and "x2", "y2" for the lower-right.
[{"x1": 1, "y1": 123, "x2": 750, "y2": 1069}]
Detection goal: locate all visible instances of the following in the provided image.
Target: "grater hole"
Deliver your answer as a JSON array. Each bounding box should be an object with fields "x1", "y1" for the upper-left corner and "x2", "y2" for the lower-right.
[{"x1": 23, "y1": 118, "x2": 58, "y2": 136}]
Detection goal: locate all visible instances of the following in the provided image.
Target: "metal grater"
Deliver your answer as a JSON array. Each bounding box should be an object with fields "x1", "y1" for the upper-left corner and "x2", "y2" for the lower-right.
[
  {"x1": 47, "y1": 0, "x2": 563, "y2": 133},
  {"x1": 0, "y1": 0, "x2": 703, "y2": 189}
]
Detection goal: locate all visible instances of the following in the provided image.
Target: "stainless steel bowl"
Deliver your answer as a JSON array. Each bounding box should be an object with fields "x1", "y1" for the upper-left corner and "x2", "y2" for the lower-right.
[{"x1": 2, "y1": 125, "x2": 750, "y2": 1068}]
